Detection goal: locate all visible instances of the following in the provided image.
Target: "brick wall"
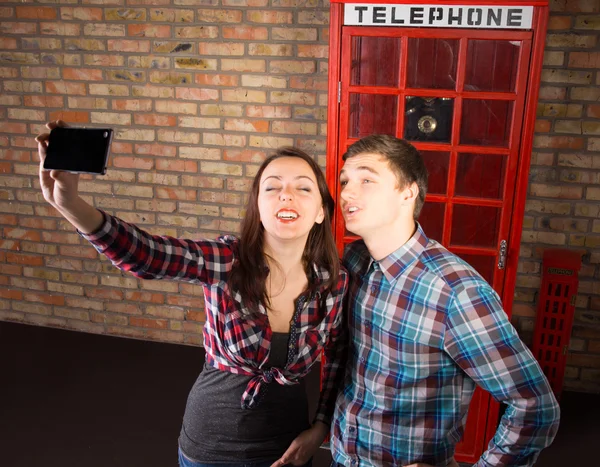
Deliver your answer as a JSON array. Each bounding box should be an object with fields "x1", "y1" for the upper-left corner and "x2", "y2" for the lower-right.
[
  {"x1": 0, "y1": 0, "x2": 599, "y2": 392},
  {"x1": 0, "y1": 0, "x2": 330, "y2": 346},
  {"x1": 511, "y1": 0, "x2": 600, "y2": 393}
]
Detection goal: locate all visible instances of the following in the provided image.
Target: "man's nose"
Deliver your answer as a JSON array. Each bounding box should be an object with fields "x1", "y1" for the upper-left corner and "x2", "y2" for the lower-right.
[{"x1": 340, "y1": 184, "x2": 354, "y2": 201}]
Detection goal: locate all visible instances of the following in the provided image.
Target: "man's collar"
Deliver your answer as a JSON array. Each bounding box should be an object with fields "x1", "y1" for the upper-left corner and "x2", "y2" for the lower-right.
[{"x1": 367, "y1": 222, "x2": 429, "y2": 284}]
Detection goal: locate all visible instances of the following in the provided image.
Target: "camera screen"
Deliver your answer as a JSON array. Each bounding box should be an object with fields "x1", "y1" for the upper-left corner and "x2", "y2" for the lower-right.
[{"x1": 44, "y1": 127, "x2": 113, "y2": 175}]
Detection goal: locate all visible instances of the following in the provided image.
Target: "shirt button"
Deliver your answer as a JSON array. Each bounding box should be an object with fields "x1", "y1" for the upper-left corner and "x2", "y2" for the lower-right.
[
  {"x1": 357, "y1": 392, "x2": 363, "y2": 398},
  {"x1": 349, "y1": 426, "x2": 355, "y2": 433},
  {"x1": 351, "y1": 460, "x2": 357, "y2": 465},
  {"x1": 371, "y1": 285, "x2": 377, "y2": 293},
  {"x1": 359, "y1": 357, "x2": 366, "y2": 363}
]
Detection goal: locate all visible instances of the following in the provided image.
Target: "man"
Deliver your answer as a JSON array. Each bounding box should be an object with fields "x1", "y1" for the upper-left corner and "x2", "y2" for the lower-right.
[{"x1": 330, "y1": 135, "x2": 560, "y2": 467}]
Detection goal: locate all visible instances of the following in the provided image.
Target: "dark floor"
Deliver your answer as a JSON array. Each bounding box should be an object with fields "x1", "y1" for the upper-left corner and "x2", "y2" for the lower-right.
[{"x1": 0, "y1": 321, "x2": 596, "y2": 467}]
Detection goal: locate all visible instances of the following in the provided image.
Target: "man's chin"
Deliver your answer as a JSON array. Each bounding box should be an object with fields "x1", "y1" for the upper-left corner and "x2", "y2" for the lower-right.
[{"x1": 343, "y1": 222, "x2": 363, "y2": 238}]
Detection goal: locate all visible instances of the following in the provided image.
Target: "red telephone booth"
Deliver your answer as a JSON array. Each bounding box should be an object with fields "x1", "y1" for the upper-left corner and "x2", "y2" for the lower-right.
[{"x1": 325, "y1": 0, "x2": 549, "y2": 462}]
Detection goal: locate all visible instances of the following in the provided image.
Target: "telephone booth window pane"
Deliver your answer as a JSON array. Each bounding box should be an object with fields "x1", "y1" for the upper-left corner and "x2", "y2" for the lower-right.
[
  {"x1": 349, "y1": 93, "x2": 397, "y2": 138},
  {"x1": 407, "y1": 38, "x2": 459, "y2": 90},
  {"x1": 451, "y1": 204, "x2": 500, "y2": 248},
  {"x1": 460, "y1": 100, "x2": 513, "y2": 147},
  {"x1": 419, "y1": 202, "x2": 445, "y2": 242},
  {"x1": 351, "y1": 36, "x2": 400, "y2": 87},
  {"x1": 455, "y1": 153, "x2": 506, "y2": 199},
  {"x1": 458, "y1": 254, "x2": 495, "y2": 285},
  {"x1": 465, "y1": 40, "x2": 520, "y2": 93},
  {"x1": 404, "y1": 97, "x2": 454, "y2": 143},
  {"x1": 421, "y1": 151, "x2": 450, "y2": 195}
]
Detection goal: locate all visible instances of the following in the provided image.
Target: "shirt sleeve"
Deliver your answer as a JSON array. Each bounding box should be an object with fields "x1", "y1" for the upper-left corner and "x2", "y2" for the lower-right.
[
  {"x1": 444, "y1": 284, "x2": 560, "y2": 467},
  {"x1": 79, "y1": 210, "x2": 234, "y2": 285},
  {"x1": 314, "y1": 268, "x2": 349, "y2": 426}
]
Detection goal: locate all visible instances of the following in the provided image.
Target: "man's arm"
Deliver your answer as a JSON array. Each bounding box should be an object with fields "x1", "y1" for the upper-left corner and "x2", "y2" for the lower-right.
[{"x1": 444, "y1": 284, "x2": 560, "y2": 467}]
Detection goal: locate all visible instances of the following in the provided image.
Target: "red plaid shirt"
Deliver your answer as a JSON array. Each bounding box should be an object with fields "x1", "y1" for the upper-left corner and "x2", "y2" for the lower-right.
[{"x1": 81, "y1": 212, "x2": 348, "y2": 424}]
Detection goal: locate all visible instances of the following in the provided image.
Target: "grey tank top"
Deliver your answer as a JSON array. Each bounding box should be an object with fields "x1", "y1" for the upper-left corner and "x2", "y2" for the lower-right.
[{"x1": 178, "y1": 332, "x2": 310, "y2": 462}]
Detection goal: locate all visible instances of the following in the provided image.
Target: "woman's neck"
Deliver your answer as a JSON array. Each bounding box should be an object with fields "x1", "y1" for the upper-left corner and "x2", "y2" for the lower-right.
[{"x1": 263, "y1": 238, "x2": 305, "y2": 276}]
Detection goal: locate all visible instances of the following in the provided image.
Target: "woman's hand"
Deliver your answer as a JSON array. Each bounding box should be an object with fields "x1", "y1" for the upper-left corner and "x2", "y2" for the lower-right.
[
  {"x1": 270, "y1": 422, "x2": 329, "y2": 467},
  {"x1": 36, "y1": 120, "x2": 81, "y2": 211},
  {"x1": 35, "y1": 120, "x2": 103, "y2": 234}
]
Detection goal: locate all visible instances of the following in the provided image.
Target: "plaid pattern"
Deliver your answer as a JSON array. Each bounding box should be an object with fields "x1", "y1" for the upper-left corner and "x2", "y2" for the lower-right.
[
  {"x1": 81, "y1": 212, "x2": 348, "y2": 424},
  {"x1": 331, "y1": 224, "x2": 560, "y2": 467}
]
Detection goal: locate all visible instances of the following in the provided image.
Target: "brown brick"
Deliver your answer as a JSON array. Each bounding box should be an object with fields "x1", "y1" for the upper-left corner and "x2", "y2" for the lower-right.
[
  {"x1": 202, "y1": 133, "x2": 246, "y2": 148},
  {"x1": 574, "y1": 15, "x2": 600, "y2": 29},
  {"x1": 571, "y1": 87, "x2": 600, "y2": 101},
  {"x1": 248, "y1": 43, "x2": 293, "y2": 57},
  {"x1": 547, "y1": 15, "x2": 572, "y2": 30},
  {"x1": 108, "y1": 39, "x2": 150, "y2": 53},
  {"x1": 526, "y1": 200, "x2": 572, "y2": 215},
  {"x1": 589, "y1": 138, "x2": 600, "y2": 151},
  {"x1": 153, "y1": 41, "x2": 194, "y2": 54},
  {"x1": 583, "y1": 121, "x2": 600, "y2": 135},
  {"x1": 538, "y1": 86, "x2": 567, "y2": 100},
  {"x1": 222, "y1": 26, "x2": 268, "y2": 40},
  {"x1": 546, "y1": 33, "x2": 597, "y2": 48},
  {"x1": 535, "y1": 120, "x2": 551, "y2": 133},
  {"x1": 1, "y1": 22, "x2": 37, "y2": 35},
  {"x1": 272, "y1": 28, "x2": 318, "y2": 41},
  {"x1": 569, "y1": 52, "x2": 600, "y2": 68},
  {"x1": 196, "y1": 74, "x2": 238, "y2": 87},
  {"x1": 224, "y1": 118, "x2": 270, "y2": 133},
  {"x1": 61, "y1": 7, "x2": 103, "y2": 21},
  {"x1": 246, "y1": 105, "x2": 291, "y2": 118},
  {"x1": 0, "y1": 37, "x2": 17, "y2": 49},
  {"x1": 197, "y1": 9, "x2": 242, "y2": 23},
  {"x1": 132, "y1": 85, "x2": 174, "y2": 99},
  {"x1": 533, "y1": 135, "x2": 584, "y2": 149},
  {"x1": 178, "y1": 117, "x2": 220, "y2": 130},
  {"x1": 106, "y1": 8, "x2": 146, "y2": 21},
  {"x1": 567, "y1": 354, "x2": 600, "y2": 368},
  {"x1": 247, "y1": 11, "x2": 292, "y2": 24},
  {"x1": 221, "y1": 59, "x2": 265, "y2": 73},
  {"x1": 222, "y1": 89, "x2": 266, "y2": 103},
  {"x1": 156, "y1": 130, "x2": 199, "y2": 144},
  {"x1": 175, "y1": 26, "x2": 219, "y2": 39},
  {"x1": 178, "y1": 146, "x2": 221, "y2": 160},
  {"x1": 554, "y1": 120, "x2": 582, "y2": 134},
  {"x1": 541, "y1": 69, "x2": 592, "y2": 84}
]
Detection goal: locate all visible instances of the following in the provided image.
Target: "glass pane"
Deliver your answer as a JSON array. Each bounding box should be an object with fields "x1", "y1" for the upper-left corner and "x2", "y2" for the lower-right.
[
  {"x1": 465, "y1": 40, "x2": 520, "y2": 93},
  {"x1": 419, "y1": 202, "x2": 445, "y2": 243},
  {"x1": 407, "y1": 38, "x2": 459, "y2": 90},
  {"x1": 458, "y1": 254, "x2": 495, "y2": 285},
  {"x1": 421, "y1": 151, "x2": 450, "y2": 195},
  {"x1": 351, "y1": 36, "x2": 400, "y2": 87},
  {"x1": 460, "y1": 100, "x2": 513, "y2": 147},
  {"x1": 349, "y1": 93, "x2": 397, "y2": 138},
  {"x1": 455, "y1": 153, "x2": 506, "y2": 199},
  {"x1": 451, "y1": 204, "x2": 500, "y2": 248},
  {"x1": 405, "y1": 97, "x2": 453, "y2": 143}
]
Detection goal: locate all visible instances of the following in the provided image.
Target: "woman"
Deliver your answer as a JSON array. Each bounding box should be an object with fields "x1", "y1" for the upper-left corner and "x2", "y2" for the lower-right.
[{"x1": 36, "y1": 121, "x2": 348, "y2": 467}]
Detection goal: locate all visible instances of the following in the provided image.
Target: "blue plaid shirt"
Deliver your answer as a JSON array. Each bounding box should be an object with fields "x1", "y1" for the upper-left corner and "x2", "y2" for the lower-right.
[{"x1": 331, "y1": 224, "x2": 559, "y2": 467}]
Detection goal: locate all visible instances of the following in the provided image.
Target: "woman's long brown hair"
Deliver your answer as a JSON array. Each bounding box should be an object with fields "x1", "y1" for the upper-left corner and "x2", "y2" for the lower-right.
[{"x1": 229, "y1": 147, "x2": 339, "y2": 314}]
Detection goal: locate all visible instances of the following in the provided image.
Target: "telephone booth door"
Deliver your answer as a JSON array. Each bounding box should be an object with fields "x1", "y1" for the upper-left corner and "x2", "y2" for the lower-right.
[{"x1": 326, "y1": 1, "x2": 549, "y2": 463}]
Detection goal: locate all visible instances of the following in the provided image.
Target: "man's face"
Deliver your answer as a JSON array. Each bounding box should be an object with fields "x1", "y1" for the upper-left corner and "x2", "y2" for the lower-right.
[{"x1": 339, "y1": 152, "x2": 411, "y2": 240}]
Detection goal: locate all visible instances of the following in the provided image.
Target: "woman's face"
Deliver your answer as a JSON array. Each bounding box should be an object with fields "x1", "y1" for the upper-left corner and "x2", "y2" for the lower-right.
[{"x1": 258, "y1": 157, "x2": 325, "y2": 245}]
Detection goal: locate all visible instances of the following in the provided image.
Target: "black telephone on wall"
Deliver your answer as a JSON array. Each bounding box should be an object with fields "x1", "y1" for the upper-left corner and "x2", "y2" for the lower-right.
[{"x1": 404, "y1": 97, "x2": 454, "y2": 142}]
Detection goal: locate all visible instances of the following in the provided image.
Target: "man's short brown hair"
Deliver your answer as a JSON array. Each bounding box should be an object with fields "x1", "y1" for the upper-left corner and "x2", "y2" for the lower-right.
[{"x1": 343, "y1": 135, "x2": 428, "y2": 220}]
